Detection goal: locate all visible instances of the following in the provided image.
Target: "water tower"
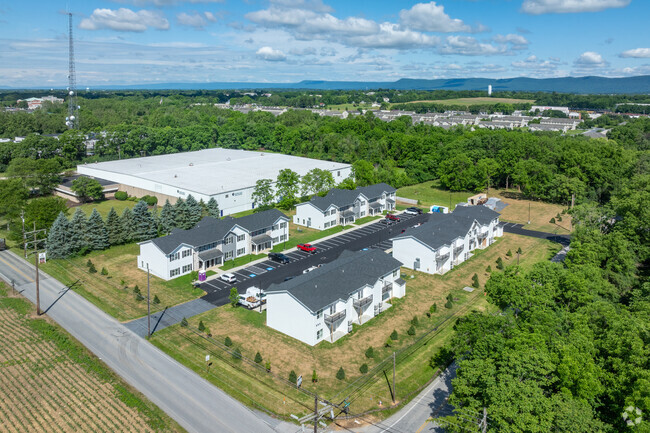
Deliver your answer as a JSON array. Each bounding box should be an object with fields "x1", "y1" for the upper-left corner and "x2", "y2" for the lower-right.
[{"x1": 488, "y1": 85, "x2": 493, "y2": 96}]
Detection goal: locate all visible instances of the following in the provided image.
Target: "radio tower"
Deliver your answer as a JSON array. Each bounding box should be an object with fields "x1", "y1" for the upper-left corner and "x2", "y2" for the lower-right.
[{"x1": 66, "y1": 12, "x2": 78, "y2": 129}]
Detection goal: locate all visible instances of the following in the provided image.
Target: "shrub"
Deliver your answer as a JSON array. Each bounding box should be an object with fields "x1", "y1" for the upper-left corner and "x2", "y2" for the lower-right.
[
  {"x1": 224, "y1": 336, "x2": 232, "y2": 347},
  {"x1": 312, "y1": 369, "x2": 318, "y2": 383},
  {"x1": 86, "y1": 259, "x2": 93, "y2": 267},
  {"x1": 384, "y1": 338, "x2": 392, "y2": 348},
  {"x1": 336, "y1": 367, "x2": 345, "y2": 380},
  {"x1": 198, "y1": 320, "x2": 205, "y2": 332},
  {"x1": 517, "y1": 247, "x2": 523, "y2": 255},
  {"x1": 411, "y1": 315, "x2": 419, "y2": 326},
  {"x1": 114, "y1": 191, "x2": 128, "y2": 201},
  {"x1": 359, "y1": 363, "x2": 368, "y2": 374},
  {"x1": 101, "y1": 267, "x2": 108, "y2": 276},
  {"x1": 496, "y1": 257, "x2": 504, "y2": 270},
  {"x1": 180, "y1": 317, "x2": 188, "y2": 327},
  {"x1": 254, "y1": 352, "x2": 263, "y2": 364},
  {"x1": 365, "y1": 347, "x2": 374, "y2": 359},
  {"x1": 133, "y1": 286, "x2": 140, "y2": 295},
  {"x1": 558, "y1": 215, "x2": 563, "y2": 222},
  {"x1": 390, "y1": 330, "x2": 398, "y2": 341},
  {"x1": 265, "y1": 361, "x2": 271, "y2": 372},
  {"x1": 190, "y1": 270, "x2": 198, "y2": 281},
  {"x1": 472, "y1": 273, "x2": 479, "y2": 288},
  {"x1": 232, "y1": 348, "x2": 242, "y2": 360},
  {"x1": 153, "y1": 295, "x2": 160, "y2": 305},
  {"x1": 135, "y1": 293, "x2": 144, "y2": 302},
  {"x1": 430, "y1": 303, "x2": 437, "y2": 314},
  {"x1": 445, "y1": 299, "x2": 453, "y2": 309},
  {"x1": 486, "y1": 265, "x2": 492, "y2": 273},
  {"x1": 506, "y1": 249, "x2": 513, "y2": 257},
  {"x1": 549, "y1": 217, "x2": 556, "y2": 224},
  {"x1": 120, "y1": 279, "x2": 125, "y2": 286},
  {"x1": 88, "y1": 263, "x2": 97, "y2": 273},
  {"x1": 289, "y1": 370, "x2": 297, "y2": 384},
  {"x1": 141, "y1": 195, "x2": 158, "y2": 206},
  {"x1": 407, "y1": 325, "x2": 416, "y2": 336}
]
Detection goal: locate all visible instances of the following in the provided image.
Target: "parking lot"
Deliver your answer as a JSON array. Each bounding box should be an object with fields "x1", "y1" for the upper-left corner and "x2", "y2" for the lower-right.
[{"x1": 200, "y1": 212, "x2": 428, "y2": 306}]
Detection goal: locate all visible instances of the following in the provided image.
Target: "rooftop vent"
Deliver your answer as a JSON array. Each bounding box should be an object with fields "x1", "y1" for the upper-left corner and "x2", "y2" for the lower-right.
[{"x1": 189, "y1": 163, "x2": 193, "y2": 166}]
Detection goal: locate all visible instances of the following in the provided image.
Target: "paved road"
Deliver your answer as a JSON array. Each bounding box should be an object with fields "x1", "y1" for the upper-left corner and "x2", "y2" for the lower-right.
[
  {"x1": 124, "y1": 298, "x2": 216, "y2": 338},
  {"x1": 501, "y1": 222, "x2": 571, "y2": 246},
  {"x1": 200, "y1": 213, "x2": 429, "y2": 306},
  {"x1": 0, "y1": 249, "x2": 280, "y2": 433}
]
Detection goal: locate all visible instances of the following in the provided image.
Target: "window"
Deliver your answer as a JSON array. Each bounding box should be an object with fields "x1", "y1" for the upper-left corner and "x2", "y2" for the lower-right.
[
  {"x1": 182, "y1": 249, "x2": 192, "y2": 258},
  {"x1": 392, "y1": 270, "x2": 398, "y2": 278},
  {"x1": 337, "y1": 170, "x2": 341, "y2": 176},
  {"x1": 170, "y1": 268, "x2": 180, "y2": 278},
  {"x1": 169, "y1": 252, "x2": 180, "y2": 262},
  {"x1": 225, "y1": 251, "x2": 234, "y2": 260},
  {"x1": 316, "y1": 329, "x2": 323, "y2": 340},
  {"x1": 237, "y1": 234, "x2": 245, "y2": 242},
  {"x1": 324, "y1": 222, "x2": 330, "y2": 228},
  {"x1": 360, "y1": 211, "x2": 365, "y2": 217},
  {"x1": 273, "y1": 237, "x2": 279, "y2": 243},
  {"x1": 316, "y1": 309, "x2": 323, "y2": 319},
  {"x1": 272, "y1": 224, "x2": 278, "y2": 231},
  {"x1": 280, "y1": 222, "x2": 287, "y2": 229},
  {"x1": 237, "y1": 247, "x2": 246, "y2": 256},
  {"x1": 225, "y1": 237, "x2": 233, "y2": 245},
  {"x1": 280, "y1": 234, "x2": 287, "y2": 241},
  {"x1": 232, "y1": 191, "x2": 243, "y2": 197},
  {"x1": 182, "y1": 264, "x2": 192, "y2": 273},
  {"x1": 330, "y1": 209, "x2": 336, "y2": 215}
]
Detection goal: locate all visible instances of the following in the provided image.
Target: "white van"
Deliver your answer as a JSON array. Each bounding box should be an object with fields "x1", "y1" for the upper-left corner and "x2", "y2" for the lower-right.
[{"x1": 220, "y1": 273, "x2": 237, "y2": 283}]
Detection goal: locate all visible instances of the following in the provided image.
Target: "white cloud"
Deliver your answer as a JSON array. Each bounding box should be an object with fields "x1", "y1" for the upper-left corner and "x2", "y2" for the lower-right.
[
  {"x1": 256, "y1": 46, "x2": 287, "y2": 61},
  {"x1": 438, "y1": 36, "x2": 502, "y2": 56},
  {"x1": 521, "y1": 0, "x2": 630, "y2": 15},
  {"x1": 493, "y1": 33, "x2": 529, "y2": 49},
  {"x1": 79, "y1": 8, "x2": 169, "y2": 32},
  {"x1": 115, "y1": 0, "x2": 224, "y2": 6},
  {"x1": 620, "y1": 48, "x2": 650, "y2": 58},
  {"x1": 398, "y1": 2, "x2": 472, "y2": 33},
  {"x1": 512, "y1": 55, "x2": 561, "y2": 75},
  {"x1": 176, "y1": 11, "x2": 217, "y2": 29},
  {"x1": 204, "y1": 12, "x2": 217, "y2": 22},
  {"x1": 574, "y1": 51, "x2": 608, "y2": 67}
]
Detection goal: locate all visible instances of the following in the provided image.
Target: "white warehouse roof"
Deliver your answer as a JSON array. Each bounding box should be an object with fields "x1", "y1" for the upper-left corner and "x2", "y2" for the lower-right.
[{"x1": 77, "y1": 148, "x2": 351, "y2": 196}]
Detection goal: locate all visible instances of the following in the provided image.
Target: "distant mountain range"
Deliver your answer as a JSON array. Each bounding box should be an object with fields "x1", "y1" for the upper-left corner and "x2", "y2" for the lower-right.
[{"x1": 6, "y1": 76, "x2": 650, "y2": 94}]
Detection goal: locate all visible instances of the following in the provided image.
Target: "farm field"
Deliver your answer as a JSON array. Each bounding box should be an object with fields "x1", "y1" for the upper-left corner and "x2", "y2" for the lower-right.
[
  {"x1": 151, "y1": 233, "x2": 560, "y2": 419},
  {"x1": 403, "y1": 97, "x2": 536, "y2": 106},
  {"x1": 0, "y1": 282, "x2": 184, "y2": 433}
]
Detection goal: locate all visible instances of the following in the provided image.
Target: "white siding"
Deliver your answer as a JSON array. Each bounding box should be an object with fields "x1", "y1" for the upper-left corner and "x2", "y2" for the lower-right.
[
  {"x1": 293, "y1": 203, "x2": 330, "y2": 230},
  {"x1": 266, "y1": 293, "x2": 319, "y2": 346}
]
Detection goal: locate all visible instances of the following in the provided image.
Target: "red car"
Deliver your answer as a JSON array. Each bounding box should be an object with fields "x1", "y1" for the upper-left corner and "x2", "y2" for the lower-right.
[
  {"x1": 297, "y1": 243, "x2": 317, "y2": 253},
  {"x1": 385, "y1": 214, "x2": 401, "y2": 222}
]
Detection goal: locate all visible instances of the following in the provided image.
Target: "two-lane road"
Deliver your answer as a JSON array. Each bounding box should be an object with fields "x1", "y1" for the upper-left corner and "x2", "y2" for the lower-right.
[{"x1": 0, "y1": 249, "x2": 279, "y2": 433}]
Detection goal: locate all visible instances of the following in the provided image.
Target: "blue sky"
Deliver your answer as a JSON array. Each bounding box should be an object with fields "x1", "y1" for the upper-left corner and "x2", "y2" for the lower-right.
[{"x1": 1, "y1": 0, "x2": 649, "y2": 87}]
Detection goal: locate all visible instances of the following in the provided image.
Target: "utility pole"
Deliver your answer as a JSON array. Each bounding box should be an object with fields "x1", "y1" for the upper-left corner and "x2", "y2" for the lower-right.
[
  {"x1": 21, "y1": 210, "x2": 26, "y2": 258},
  {"x1": 313, "y1": 394, "x2": 318, "y2": 433},
  {"x1": 480, "y1": 407, "x2": 488, "y2": 433},
  {"x1": 527, "y1": 202, "x2": 531, "y2": 225},
  {"x1": 25, "y1": 222, "x2": 47, "y2": 316},
  {"x1": 392, "y1": 352, "x2": 396, "y2": 404},
  {"x1": 147, "y1": 264, "x2": 151, "y2": 339}
]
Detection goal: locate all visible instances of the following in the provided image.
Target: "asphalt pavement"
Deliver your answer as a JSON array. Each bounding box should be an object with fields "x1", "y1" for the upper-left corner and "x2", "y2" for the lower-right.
[
  {"x1": 500, "y1": 221, "x2": 571, "y2": 246},
  {"x1": 0, "y1": 249, "x2": 281, "y2": 433},
  {"x1": 199, "y1": 212, "x2": 429, "y2": 306}
]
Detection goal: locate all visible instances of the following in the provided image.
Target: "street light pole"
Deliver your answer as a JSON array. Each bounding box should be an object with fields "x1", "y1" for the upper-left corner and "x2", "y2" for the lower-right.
[{"x1": 147, "y1": 263, "x2": 151, "y2": 339}]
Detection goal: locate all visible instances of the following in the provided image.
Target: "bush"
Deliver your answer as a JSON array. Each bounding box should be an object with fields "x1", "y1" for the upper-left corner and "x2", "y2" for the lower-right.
[
  {"x1": 558, "y1": 215, "x2": 563, "y2": 222},
  {"x1": 289, "y1": 370, "x2": 297, "y2": 384},
  {"x1": 180, "y1": 317, "x2": 188, "y2": 327},
  {"x1": 430, "y1": 303, "x2": 437, "y2": 314},
  {"x1": 336, "y1": 367, "x2": 345, "y2": 380},
  {"x1": 224, "y1": 336, "x2": 232, "y2": 347},
  {"x1": 114, "y1": 191, "x2": 128, "y2": 201},
  {"x1": 232, "y1": 347, "x2": 241, "y2": 360},
  {"x1": 506, "y1": 249, "x2": 513, "y2": 257},
  {"x1": 141, "y1": 195, "x2": 158, "y2": 206},
  {"x1": 135, "y1": 293, "x2": 144, "y2": 302},
  {"x1": 496, "y1": 257, "x2": 504, "y2": 270},
  {"x1": 190, "y1": 270, "x2": 198, "y2": 281},
  {"x1": 486, "y1": 265, "x2": 492, "y2": 273},
  {"x1": 472, "y1": 273, "x2": 479, "y2": 288},
  {"x1": 265, "y1": 361, "x2": 271, "y2": 372},
  {"x1": 133, "y1": 286, "x2": 140, "y2": 295},
  {"x1": 384, "y1": 338, "x2": 393, "y2": 348},
  {"x1": 101, "y1": 267, "x2": 108, "y2": 276},
  {"x1": 153, "y1": 295, "x2": 160, "y2": 305},
  {"x1": 86, "y1": 259, "x2": 93, "y2": 267},
  {"x1": 88, "y1": 263, "x2": 97, "y2": 273},
  {"x1": 390, "y1": 330, "x2": 398, "y2": 341},
  {"x1": 365, "y1": 347, "x2": 374, "y2": 359},
  {"x1": 445, "y1": 299, "x2": 453, "y2": 309},
  {"x1": 254, "y1": 352, "x2": 263, "y2": 363},
  {"x1": 198, "y1": 320, "x2": 205, "y2": 332},
  {"x1": 517, "y1": 247, "x2": 523, "y2": 255},
  {"x1": 120, "y1": 279, "x2": 125, "y2": 286},
  {"x1": 411, "y1": 315, "x2": 419, "y2": 326},
  {"x1": 359, "y1": 363, "x2": 368, "y2": 374},
  {"x1": 407, "y1": 325, "x2": 416, "y2": 336},
  {"x1": 549, "y1": 217, "x2": 556, "y2": 224},
  {"x1": 312, "y1": 369, "x2": 318, "y2": 383}
]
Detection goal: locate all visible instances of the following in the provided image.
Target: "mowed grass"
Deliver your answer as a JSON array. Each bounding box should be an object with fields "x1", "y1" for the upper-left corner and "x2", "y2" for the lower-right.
[
  {"x1": 397, "y1": 180, "x2": 473, "y2": 210},
  {"x1": 403, "y1": 97, "x2": 536, "y2": 106},
  {"x1": 492, "y1": 189, "x2": 573, "y2": 233},
  {"x1": 38, "y1": 243, "x2": 205, "y2": 322},
  {"x1": 73, "y1": 198, "x2": 137, "y2": 218},
  {"x1": 151, "y1": 233, "x2": 559, "y2": 418},
  {"x1": 0, "y1": 283, "x2": 185, "y2": 433}
]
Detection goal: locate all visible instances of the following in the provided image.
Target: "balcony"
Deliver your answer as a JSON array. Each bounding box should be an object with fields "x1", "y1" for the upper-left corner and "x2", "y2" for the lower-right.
[
  {"x1": 382, "y1": 282, "x2": 393, "y2": 294},
  {"x1": 353, "y1": 294, "x2": 373, "y2": 309},
  {"x1": 436, "y1": 251, "x2": 450, "y2": 261},
  {"x1": 454, "y1": 244, "x2": 464, "y2": 253},
  {"x1": 324, "y1": 310, "x2": 346, "y2": 326}
]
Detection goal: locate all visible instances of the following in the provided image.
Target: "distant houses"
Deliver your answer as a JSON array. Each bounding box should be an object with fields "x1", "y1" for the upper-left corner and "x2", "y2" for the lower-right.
[
  {"x1": 137, "y1": 209, "x2": 289, "y2": 280},
  {"x1": 293, "y1": 183, "x2": 396, "y2": 230},
  {"x1": 392, "y1": 205, "x2": 502, "y2": 275},
  {"x1": 265, "y1": 249, "x2": 405, "y2": 346}
]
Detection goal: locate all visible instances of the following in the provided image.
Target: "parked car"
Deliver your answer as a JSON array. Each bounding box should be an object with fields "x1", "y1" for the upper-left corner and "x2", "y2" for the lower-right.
[
  {"x1": 220, "y1": 273, "x2": 237, "y2": 283},
  {"x1": 385, "y1": 214, "x2": 401, "y2": 222},
  {"x1": 297, "y1": 243, "x2": 317, "y2": 253},
  {"x1": 238, "y1": 287, "x2": 265, "y2": 309},
  {"x1": 404, "y1": 207, "x2": 423, "y2": 215},
  {"x1": 268, "y1": 252, "x2": 290, "y2": 264}
]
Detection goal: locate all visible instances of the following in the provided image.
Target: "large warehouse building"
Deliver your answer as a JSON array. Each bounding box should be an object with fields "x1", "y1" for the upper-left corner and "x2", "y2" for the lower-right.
[{"x1": 77, "y1": 148, "x2": 352, "y2": 216}]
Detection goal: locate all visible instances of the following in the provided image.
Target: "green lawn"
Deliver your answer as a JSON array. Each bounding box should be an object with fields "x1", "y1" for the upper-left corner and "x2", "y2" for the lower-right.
[
  {"x1": 397, "y1": 181, "x2": 473, "y2": 209},
  {"x1": 354, "y1": 215, "x2": 382, "y2": 225},
  {"x1": 219, "y1": 253, "x2": 267, "y2": 271},
  {"x1": 271, "y1": 225, "x2": 348, "y2": 252},
  {"x1": 75, "y1": 198, "x2": 137, "y2": 218}
]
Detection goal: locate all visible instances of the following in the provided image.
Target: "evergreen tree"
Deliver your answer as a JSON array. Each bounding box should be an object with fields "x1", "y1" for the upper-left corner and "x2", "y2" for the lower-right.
[
  {"x1": 185, "y1": 194, "x2": 202, "y2": 228},
  {"x1": 68, "y1": 208, "x2": 88, "y2": 254},
  {"x1": 289, "y1": 370, "x2": 297, "y2": 384},
  {"x1": 158, "y1": 199, "x2": 175, "y2": 234},
  {"x1": 132, "y1": 200, "x2": 157, "y2": 241},
  {"x1": 206, "y1": 197, "x2": 220, "y2": 218},
  {"x1": 174, "y1": 198, "x2": 191, "y2": 230},
  {"x1": 86, "y1": 208, "x2": 109, "y2": 251},
  {"x1": 47, "y1": 211, "x2": 71, "y2": 258},
  {"x1": 336, "y1": 367, "x2": 345, "y2": 380},
  {"x1": 120, "y1": 207, "x2": 136, "y2": 243},
  {"x1": 254, "y1": 352, "x2": 263, "y2": 363},
  {"x1": 365, "y1": 347, "x2": 374, "y2": 358},
  {"x1": 105, "y1": 207, "x2": 123, "y2": 245}
]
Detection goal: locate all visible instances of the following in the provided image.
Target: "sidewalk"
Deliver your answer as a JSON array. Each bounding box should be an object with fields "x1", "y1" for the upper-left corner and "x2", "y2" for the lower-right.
[{"x1": 204, "y1": 214, "x2": 390, "y2": 283}]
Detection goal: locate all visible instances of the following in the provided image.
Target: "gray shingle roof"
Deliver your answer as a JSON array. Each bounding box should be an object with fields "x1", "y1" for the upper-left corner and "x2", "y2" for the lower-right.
[
  {"x1": 393, "y1": 205, "x2": 499, "y2": 250},
  {"x1": 266, "y1": 249, "x2": 403, "y2": 313},
  {"x1": 150, "y1": 209, "x2": 288, "y2": 254},
  {"x1": 306, "y1": 183, "x2": 396, "y2": 212}
]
